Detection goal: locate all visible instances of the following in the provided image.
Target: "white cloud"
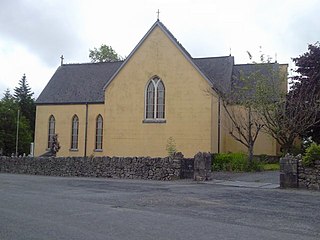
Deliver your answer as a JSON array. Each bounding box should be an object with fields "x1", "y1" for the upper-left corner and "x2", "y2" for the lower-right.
[{"x1": 0, "y1": 0, "x2": 319, "y2": 98}]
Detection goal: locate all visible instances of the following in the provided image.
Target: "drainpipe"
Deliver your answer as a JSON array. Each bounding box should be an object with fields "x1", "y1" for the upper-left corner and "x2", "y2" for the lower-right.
[
  {"x1": 218, "y1": 96, "x2": 221, "y2": 154},
  {"x1": 84, "y1": 103, "x2": 88, "y2": 158}
]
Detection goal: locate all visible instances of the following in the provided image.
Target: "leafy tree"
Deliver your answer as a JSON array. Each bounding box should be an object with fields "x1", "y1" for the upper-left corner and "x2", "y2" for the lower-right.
[
  {"x1": 221, "y1": 65, "x2": 273, "y2": 164},
  {"x1": 258, "y1": 43, "x2": 320, "y2": 153},
  {"x1": 220, "y1": 48, "x2": 287, "y2": 163},
  {"x1": 14, "y1": 74, "x2": 36, "y2": 135},
  {"x1": 89, "y1": 44, "x2": 123, "y2": 63},
  {"x1": 0, "y1": 90, "x2": 32, "y2": 156},
  {"x1": 291, "y1": 42, "x2": 320, "y2": 144}
]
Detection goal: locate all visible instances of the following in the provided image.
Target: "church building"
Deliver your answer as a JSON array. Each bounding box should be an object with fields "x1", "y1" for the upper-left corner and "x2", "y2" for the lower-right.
[{"x1": 34, "y1": 20, "x2": 287, "y2": 158}]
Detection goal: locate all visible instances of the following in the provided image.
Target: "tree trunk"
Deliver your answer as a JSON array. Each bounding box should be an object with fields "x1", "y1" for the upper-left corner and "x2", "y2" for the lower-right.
[
  {"x1": 248, "y1": 144, "x2": 254, "y2": 165},
  {"x1": 281, "y1": 139, "x2": 295, "y2": 155},
  {"x1": 248, "y1": 106, "x2": 254, "y2": 165}
]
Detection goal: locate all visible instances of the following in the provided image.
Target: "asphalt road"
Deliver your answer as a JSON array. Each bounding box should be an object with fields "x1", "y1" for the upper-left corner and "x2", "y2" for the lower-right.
[{"x1": 0, "y1": 173, "x2": 319, "y2": 240}]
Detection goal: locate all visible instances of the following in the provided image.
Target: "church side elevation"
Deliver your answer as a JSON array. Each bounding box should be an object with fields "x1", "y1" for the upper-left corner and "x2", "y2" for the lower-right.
[{"x1": 34, "y1": 21, "x2": 287, "y2": 158}]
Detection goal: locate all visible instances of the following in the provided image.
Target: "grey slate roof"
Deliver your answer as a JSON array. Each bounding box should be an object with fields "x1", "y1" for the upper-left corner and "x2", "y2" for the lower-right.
[
  {"x1": 36, "y1": 61, "x2": 123, "y2": 104},
  {"x1": 36, "y1": 21, "x2": 284, "y2": 105},
  {"x1": 36, "y1": 57, "x2": 236, "y2": 105},
  {"x1": 232, "y1": 63, "x2": 283, "y2": 91},
  {"x1": 193, "y1": 56, "x2": 234, "y2": 93}
]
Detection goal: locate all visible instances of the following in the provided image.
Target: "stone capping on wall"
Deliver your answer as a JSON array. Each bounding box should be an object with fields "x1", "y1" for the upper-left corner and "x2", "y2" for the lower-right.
[
  {"x1": 280, "y1": 154, "x2": 320, "y2": 190},
  {"x1": 0, "y1": 152, "x2": 212, "y2": 181}
]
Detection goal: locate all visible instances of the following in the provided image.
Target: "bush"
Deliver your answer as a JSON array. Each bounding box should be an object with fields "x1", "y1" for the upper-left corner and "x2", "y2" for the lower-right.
[
  {"x1": 303, "y1": 143, "x2": 320, "y2": 167},
  {"x1": 212, "y1": 153, "x2": 262, "y2": 172},
  {"x1": 166, "y1": 137, "x2": 177, "y2": 157},
  {"x1": 262, "y1": 163, "x2": 280, "y2": 171}
]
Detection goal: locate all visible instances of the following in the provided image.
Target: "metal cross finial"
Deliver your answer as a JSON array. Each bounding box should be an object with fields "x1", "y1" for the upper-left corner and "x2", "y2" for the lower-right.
[
  {"x1": 157, "y1": 9, "x2": 160, "y2": 21},
  {"x1": 60, "y1": 55, "x2": 64, "y2": 66}
]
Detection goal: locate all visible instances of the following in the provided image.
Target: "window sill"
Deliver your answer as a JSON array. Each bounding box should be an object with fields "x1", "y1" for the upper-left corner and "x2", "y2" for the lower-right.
[
  {"x1": 69, "y1": 148, "x2": 78, "y2": 152},
  {"x1": 94, "y1": 149, "x2": 103, "y2": 152},
  {"x1": 142, "y1": 119, "x2": 166, "y2": 124}
]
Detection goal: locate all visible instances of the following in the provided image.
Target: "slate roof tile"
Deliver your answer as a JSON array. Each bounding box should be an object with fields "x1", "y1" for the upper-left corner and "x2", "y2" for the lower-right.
[
  {"x1": 36, "y1": 21, "x2": 285, "y2": 105},
  {"x1": 36, "y1": 61, "x2": 123, "y2": 104}
]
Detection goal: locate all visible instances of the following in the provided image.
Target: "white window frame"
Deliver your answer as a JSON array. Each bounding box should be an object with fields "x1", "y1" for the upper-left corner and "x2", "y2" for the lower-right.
[
  {"x1": 95, "y1": 114, "x2": 103, "y2": 151},
  {"x1": 70, "y1": 115, "x2": 79, "y2": 150},
  {"x1": 47, "y1": 115, "x2": 55, "y2": 149},
  {"x1": 144, "y1": 76, "x2": 166, "y2": 123}
]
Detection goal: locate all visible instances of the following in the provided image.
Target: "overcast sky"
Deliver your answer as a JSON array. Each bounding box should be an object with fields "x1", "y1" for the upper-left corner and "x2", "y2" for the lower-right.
[{"x1": 0, "y1": 0, "x2": 319, "y2": 97}]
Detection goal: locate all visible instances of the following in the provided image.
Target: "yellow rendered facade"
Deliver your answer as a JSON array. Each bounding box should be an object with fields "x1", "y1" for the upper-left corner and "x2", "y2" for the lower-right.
[
  {"x1": 34, "y1": 104, "x2": 106, "y2": 157},
  {"x1": 104, "y1": 27, "x2": 215, "y2": 157},
  {"x1": 34, "y1": 23, "x2": 285, "y2": 158},
  {"x1": 219, "y1": 105, "x2": 279, "y2": 156}
]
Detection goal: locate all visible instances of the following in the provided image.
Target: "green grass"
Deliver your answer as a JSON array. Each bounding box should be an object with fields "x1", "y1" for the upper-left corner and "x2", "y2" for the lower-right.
[
  {"x1": 262, "y1": 163, "x2": 280, "y2": 171},
  {"x1": 212, "y1": 153, "x2": 263, "y2": 172}
]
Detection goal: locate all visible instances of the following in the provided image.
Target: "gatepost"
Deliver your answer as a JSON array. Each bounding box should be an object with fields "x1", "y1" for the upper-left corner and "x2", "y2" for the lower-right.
[
  {"x1": 280, "y1": 154, "x2": 298, "y2": 188},
  {"x1": 194, "y1": 152, "x2": 212, "y2": 181}
]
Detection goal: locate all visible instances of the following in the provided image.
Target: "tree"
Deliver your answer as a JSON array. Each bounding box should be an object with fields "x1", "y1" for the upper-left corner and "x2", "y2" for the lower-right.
[
  {"x1": 291, "y1": 42, "x2": 320, "y2": 144},
  {"x1": 0, "y1": 90, "x2": 32, "y2": 156},
  {"x1": 221, "y1": 65, "x2": 271, "y2": 164},
  {"x1": 89, "y1": 44, "x2": 123, "y2": 63},
  {"x1": 14, "y1": 74, "x2": 36, "y2": 136},
  {"x1": 258, "y1": 43, "x2": 320, "y2": 153}
]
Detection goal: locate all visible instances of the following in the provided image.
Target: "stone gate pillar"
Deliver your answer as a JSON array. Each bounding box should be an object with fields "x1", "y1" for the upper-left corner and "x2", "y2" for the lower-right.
[
  {"x1": 280, "y1": 154, "x2": 298, "y2": 188},
  {"x1": 194, "y1": 152, "x2": 212, "y2": 181}
]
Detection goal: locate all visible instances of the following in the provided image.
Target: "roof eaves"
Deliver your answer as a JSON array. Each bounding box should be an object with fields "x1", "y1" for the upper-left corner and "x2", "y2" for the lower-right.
[{"x1": 36, "y1": 101, "x2": 104, "y2": 106}]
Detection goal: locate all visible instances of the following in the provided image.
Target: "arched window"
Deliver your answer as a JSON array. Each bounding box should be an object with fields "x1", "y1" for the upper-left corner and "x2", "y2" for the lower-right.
[
  {"x1": 156, "y1": 80, "x2": 165, "y2": 118},
  {"x1": 145, "y1": 77, "x2": 165, "y2": 119},
  {"x1": 48, "y1": 115, "x2": 55, "y2": 149},
  {"x1": 146, "y1": 81, "x2": 155, "y2": 119},
  {"x1": 95, "y1": 115, "x2": 103, "y2": 150},
  {"x1": 71, "y1": 115, "x2": 79, "y2": 150}
]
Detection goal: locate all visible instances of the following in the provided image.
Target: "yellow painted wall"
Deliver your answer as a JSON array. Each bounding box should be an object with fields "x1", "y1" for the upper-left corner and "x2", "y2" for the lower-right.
[
  {"x1": 35, "y1": 25, "x2": 286, "y2": 158},
  {"x1": 220, "y1": 104, "x2": 279, "y2": 156},
  {"x1": 34, "y1": 104, "x2": 105, "y2": 157},
  {"x1": 104, "y1": 26, "x2": 215, "y2": 158}
]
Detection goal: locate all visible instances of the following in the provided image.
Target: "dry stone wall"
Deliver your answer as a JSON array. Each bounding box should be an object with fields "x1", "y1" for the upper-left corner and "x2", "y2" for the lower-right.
[
  {"x1": 0, "y1": 154, "x2": 193, "y2": 181},
  {"x1": 298, "y1": 158, "x2": 320, "y2": 190},
  {"x1": 280, "y1": 154, "x2": 320, "y2": 190}
]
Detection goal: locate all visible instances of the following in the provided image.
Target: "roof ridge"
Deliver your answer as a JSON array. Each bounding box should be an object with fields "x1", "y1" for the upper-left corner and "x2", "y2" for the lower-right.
[
  {"x1": 193, "y1": 56, "x2": 233, "y2": 60},
  {"x1": 157, "y1": 21, "x2": 192, "y2": 59},
  {"x1": 61, "y1": 60, "x2": 124, "y2": 67},
  {"x1": 234, "y1": 62, "x2": 278, "y2": 66}
]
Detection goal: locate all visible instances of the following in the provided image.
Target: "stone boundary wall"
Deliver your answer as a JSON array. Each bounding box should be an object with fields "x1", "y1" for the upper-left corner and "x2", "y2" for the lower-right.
[
  {"x1": 0, "y1": 156, "x2": 182, "y2": 180},
  {"x1": 280, "y1": 154, "x2": 320, "y2": 190},
  {"x1": 0, "y1": 153, "x2": 211, "y2": 181},
  {"x1": 298, "y1": 157, "x2": 320, "y2": 190}
]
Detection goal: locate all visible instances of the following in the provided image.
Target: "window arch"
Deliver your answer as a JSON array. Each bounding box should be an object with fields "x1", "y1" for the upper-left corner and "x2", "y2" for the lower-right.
[
  {"x1": 95, "y1": 115, "x2": 103, "y2": 150},
  {"x1": 145, "y1": 76, "x2": 165, "y2": 119},
  {"x1": 48, "y1": 115, "x2": 55, "y2": 149},
  {"x1": 71, "y1": 115, "x2": 79, "y2": 150}
]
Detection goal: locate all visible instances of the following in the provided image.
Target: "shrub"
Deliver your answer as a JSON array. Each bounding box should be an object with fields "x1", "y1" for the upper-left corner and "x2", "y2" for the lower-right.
[
  {"x1": 212, "y1": 152, "x2": 263, "y2": 172},
  {"x1": 166, "y1": 137, "x2": 177, "y2": 157},
  {"x1": 262, "y1": 163, "x2": 280, "y2": 171},
  {"x1": 303, "y1": 143, "x2": 320, "y2": 167}
]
